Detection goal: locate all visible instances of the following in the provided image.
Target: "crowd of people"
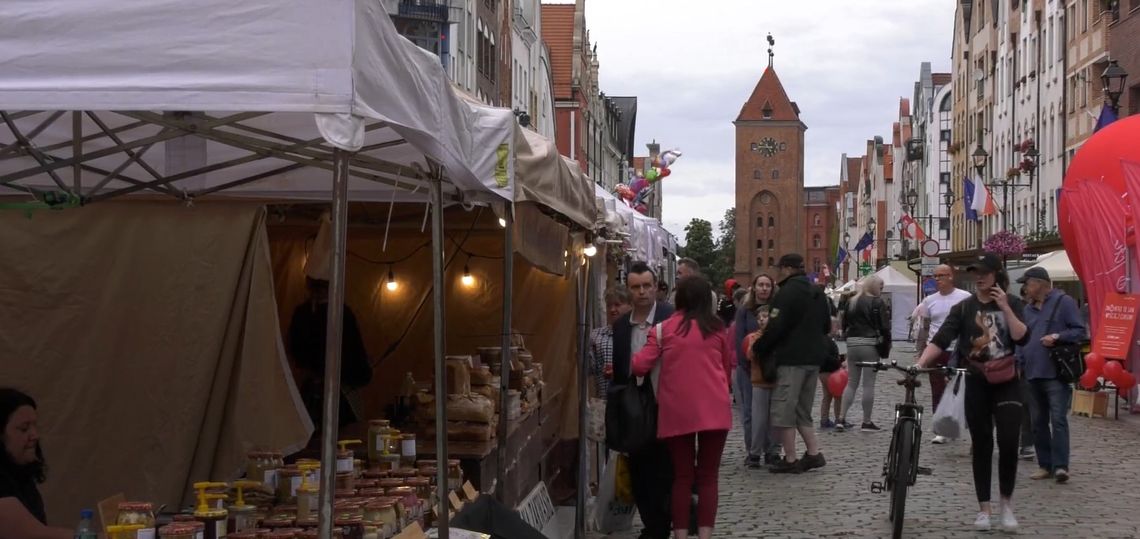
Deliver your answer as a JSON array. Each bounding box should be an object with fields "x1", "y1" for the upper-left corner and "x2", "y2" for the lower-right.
[{"x1": 589, "y1": 251, "x2": 1089, "y2": 538}]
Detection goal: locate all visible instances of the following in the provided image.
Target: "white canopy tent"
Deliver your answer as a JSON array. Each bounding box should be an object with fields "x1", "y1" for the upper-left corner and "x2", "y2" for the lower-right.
[
  {"x1": 1027, "y1": 250, "x2": 1078, "y2": 281},
  {"x1": 874, "y1": 266, "x2": 919, "y2": 341}
]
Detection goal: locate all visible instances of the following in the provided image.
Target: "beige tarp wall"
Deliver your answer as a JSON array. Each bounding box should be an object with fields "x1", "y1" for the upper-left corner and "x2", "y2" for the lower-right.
[
  {"x1": 0, "y1": 201, "x2": 312, "y2": 525},
  {"x1": 268, "y1": 206, "x2": 583, "y2": 439}
]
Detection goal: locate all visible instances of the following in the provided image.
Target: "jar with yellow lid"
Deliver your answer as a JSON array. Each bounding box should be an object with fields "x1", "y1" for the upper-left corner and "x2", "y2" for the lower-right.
[
  {"x1": 275, "y1": 468, "x2": 302, "y2": 504},
  {"x1": 296, "y1": 483, "x2": 319, "y2": 521},
  {"x1": 367, "y1": 420, "x2": 392, "y2": 462},
  {"x1": 116, "y1": 502, "x2": 156, "y2": 539},
  {"x1": 376, "y1": 453, "x2": 400, "y2": 472}
]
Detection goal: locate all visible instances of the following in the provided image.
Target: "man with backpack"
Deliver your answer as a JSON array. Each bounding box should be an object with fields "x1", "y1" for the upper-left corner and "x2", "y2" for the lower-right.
[{"x1": 1016, "y1": 267, "x2": 1087, "y2": 484}]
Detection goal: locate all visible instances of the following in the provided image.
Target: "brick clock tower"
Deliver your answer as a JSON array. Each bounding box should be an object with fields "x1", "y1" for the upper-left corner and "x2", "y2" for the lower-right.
[{"x1": 733, "y1": 37, "x2": 807, "y2": 282}]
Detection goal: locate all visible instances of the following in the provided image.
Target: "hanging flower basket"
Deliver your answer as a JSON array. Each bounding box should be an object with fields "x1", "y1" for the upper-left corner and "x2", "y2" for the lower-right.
[
  {"x1": 984, "y1": 230, "x2": 1027, "y2": 256},
  {"x1": 1006, "y1": 167, "x2": 1022, "y2": 180}
]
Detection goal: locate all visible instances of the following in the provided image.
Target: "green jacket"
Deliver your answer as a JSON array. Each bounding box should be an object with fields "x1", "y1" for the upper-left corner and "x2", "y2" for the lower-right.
[{"x1": 752, "y1": 274, "x2": 832, "y2": 367}]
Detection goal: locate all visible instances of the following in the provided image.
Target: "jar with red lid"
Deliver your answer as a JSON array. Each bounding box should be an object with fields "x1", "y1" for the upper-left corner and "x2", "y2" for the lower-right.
[
  {"x1": 335, "y1": 471, "x2": 355, "y2": 491},
  {"x1": 117, "y1": 502, "x2": 157, "y2": 539},
  {"x1": 378, "y1": 478, "x2": 404, "y2": 489},
  {"x1": 417, "y1": 467, "x2": 438, "y2": 486},
  {"x1": 335, "y1": 517, "x2": 363, "y2": 539},
  {"x1": 405, "y1": 478, "x2": 431, "y2": 504},
  {"x1": 225, "y1": 533, "x2": 259, "y2": 539},
  {"x1": 158, "y1": 523, "x2": 198, "y2": 539},
  {"x1": 264, "y1": 530, "x2": 300, "y2": 539},
  {"x1": 355, "y1": 479, "x2": 379, "y2": 490}
]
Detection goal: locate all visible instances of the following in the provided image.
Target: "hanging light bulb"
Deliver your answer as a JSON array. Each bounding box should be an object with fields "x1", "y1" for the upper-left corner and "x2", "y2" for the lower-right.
[
  {"x1": 498, "y1": 217, "x2": 507, "y2": 228},
  {"x1": 583, "y1": 244, "x2": 598, "y2": 257},
  {"x1": 461, "y1": 265, "x2": 475, "y2": 287},
  {"x1": 386, "y1": 269, "x2": 398, "y2": 291}
]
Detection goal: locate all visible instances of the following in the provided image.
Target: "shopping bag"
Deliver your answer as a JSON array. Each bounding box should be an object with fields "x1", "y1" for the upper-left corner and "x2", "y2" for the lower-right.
[
  {"x1": 932, "y1": 371, "x2": 967, "y2": 439},
  {"x1": 614, "y1": 454, "x2": 634, "y2": 504},
  {"x1": 591, "y1": 451, "x2": 636, "y2": 533}
]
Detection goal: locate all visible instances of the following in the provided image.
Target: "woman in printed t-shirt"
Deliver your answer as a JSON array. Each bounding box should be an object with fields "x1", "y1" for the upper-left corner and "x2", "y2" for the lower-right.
[{"x1": 917, "y1": 253, "x2": 1029, "y2": 532}]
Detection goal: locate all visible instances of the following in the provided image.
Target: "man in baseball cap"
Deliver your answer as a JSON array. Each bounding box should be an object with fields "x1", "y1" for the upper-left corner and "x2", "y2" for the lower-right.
[
  {"x1": 968, "y1": 253, "x2": 1004, "y2": 274},
  {"x1": 1015, "y1": 267, "x2": 1051, "y2": 285}
]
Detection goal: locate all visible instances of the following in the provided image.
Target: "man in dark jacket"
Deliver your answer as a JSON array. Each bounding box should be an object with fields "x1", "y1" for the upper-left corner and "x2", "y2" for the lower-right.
[
  {"x1": 753, "y1": 254, "x2": 832, "y2": 473},
  {"x1": 608, "y1": 261, "x2": 675, "y2": 539}
]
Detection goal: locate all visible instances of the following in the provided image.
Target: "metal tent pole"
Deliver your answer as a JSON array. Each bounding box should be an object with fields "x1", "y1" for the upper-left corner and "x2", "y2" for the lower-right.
[
  {"x1": 496, "y1": 206, "x2": 514, "y2": 501},
  {"x1": 317, "y1": 149, "x2": 351, "y2": 539},
  {"x1": 430, "y1": 171, "x2": 451, "y2": 538},
  {"x1": 575, "y1": 255, "x2": 593, "y2": 539}
]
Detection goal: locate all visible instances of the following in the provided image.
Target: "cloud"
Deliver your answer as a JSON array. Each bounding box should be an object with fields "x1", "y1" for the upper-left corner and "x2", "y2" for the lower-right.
[{"x1": 579, "y1": 0, "x2": 955, "y2": 241}]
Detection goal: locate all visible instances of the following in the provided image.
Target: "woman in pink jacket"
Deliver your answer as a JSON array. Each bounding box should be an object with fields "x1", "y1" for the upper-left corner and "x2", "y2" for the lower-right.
[{"x1": 632, "y1": 277, "x2": 736, "y2": 539}]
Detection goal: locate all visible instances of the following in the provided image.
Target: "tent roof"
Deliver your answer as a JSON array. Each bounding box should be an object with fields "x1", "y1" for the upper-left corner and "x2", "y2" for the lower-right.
[
  {"x1": 874, "y1": 266, "x2": 917, "y2": 288},
  {"x1": 1027, "y1": 250, "x2": 1078, "y2": 281},
  {"x1": 0, "y1": 0, "x2": 514, "y2": 204}
]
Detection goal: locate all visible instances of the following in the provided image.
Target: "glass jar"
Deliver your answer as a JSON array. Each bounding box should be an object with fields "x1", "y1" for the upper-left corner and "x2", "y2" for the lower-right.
[
  {"x1": 405, "y1": 478, "x2": 431, "y2": 504},
  {"x1": 296, "y1": 485, "x2": 319, "y2": 521},
  {"x1": 117, "y1": 502, "x2": 157, "y2": 539},
  {"x1": 335, "y1": 471, "x2": 355, "y2": 491},
  {"x1": 417, "y1": 467, "x2": 438, "y2": 486},
  {"x1": 276, "y1": 468, "x2": 302, "y2": 504},
  {"x1": 391, "y1": 468, "x2": 417, "y2": 480},
  {"x1": 356, "y1": 487, "x2": 385, "y2": 499},
  {"x1": 229, "y1": 505, "x2": 258, "y2": 533},
  {"x1": 377, "y1": 454, "x2": 400, "y2": 472},
  {"x1": 398, "y1": 435, "x2": 416, "y2": 468},
  {"x1": 158, "y1": 524, "x2": 198, "y2": 539},
  {"x1": 367, "y1": 420, "x2": 391, "y2": 462},
  {"x1": 334, "y1": 488, "x2": 358, "y2": 500},
  {"x1": 265, "y1": 531, "x2": 299, "y2": 539},
  {"x1": 378, "y1": 478, "x2": 404, "y2": 490},
  {"x1": 356, "y1": 479, "x2": 379, "y2": 490},
  {"x1": 335, "y1": 517, "x2": 364, "y2": 539},
  {"x1": 387, "y1": 487, "x2": 419, "y2": 521},
  {"x1": 363, "y1": 499, "x2": 398, "y2": 539},
  {"x1": 447, "y1": 460, "x2": 463, "y2": 491},
  {"x1": 225, "y1": 533, "x2": 259, "y2": 539}
]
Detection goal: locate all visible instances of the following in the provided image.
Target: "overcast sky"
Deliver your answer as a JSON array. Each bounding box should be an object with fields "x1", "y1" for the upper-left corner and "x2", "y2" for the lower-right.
[{"x1": 563, "y1": 0, "x2": 956, "y2": 241}]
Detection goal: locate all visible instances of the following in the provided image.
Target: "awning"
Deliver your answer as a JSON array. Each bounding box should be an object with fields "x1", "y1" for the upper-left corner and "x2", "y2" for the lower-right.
[{"x1": 513, "y1": 127, "x2": 595, "y2": 229}]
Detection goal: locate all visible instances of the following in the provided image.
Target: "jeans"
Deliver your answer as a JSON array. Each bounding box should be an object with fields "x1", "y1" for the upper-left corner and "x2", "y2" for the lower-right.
[
  {"x1": 840, "y1": 344, "x2": 879, "y2": 423},
  {"x1": 1018, "y1": 376, "x2": 1035, "y2": 449},
  {"x1": 665, "y1": 430, "x2": 728, "y2": 530},
  {"x1": 734, "y1": 364, "x2": 754, "y2": 457},
  {"x1": 750, "y1": 386, "x2": 779, "y2": 459},
  {"x1": 1028, "y1": 378, "x2": 1072, "y2": 471}
]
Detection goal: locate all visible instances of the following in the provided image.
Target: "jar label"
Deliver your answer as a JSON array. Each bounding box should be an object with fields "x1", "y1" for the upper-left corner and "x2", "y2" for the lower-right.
[
  {"x1": 375, "y1": 434, "x2": 385, "y2": 452},
  {"x1": 401, "y1": 439, "x2": 416, "y2": 457},
  {"x1": 337, "y1": 457, "x2": 354, "y2": 473},
  {"x1": 263, "y1": 469, "x2": 277, "y2": 490},
  {"x1": 137, "y1": 529, "x2": 155, "y2": 539},
  {"x1": 216, "y1": 520, "x2": 227, "y2": 538}
]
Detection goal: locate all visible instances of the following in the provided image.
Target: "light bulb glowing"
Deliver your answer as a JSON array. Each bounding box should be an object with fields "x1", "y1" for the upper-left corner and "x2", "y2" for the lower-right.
[
  {"x1": 498, "y1": 217, "x2": 507, "y2": 228},
  {"x1": 461, "y1": 265, "x2": 475, "y2": 287},
  {"x1": 583, "y1": 244, "x2": 598, "y2": 257},
  {"x1": 386, "y1": 270, "x2": 398, "y2": 291}
]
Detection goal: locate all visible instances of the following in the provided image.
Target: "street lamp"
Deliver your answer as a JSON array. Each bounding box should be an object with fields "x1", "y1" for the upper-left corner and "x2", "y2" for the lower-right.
[
  {"x1": 1101, "y1": 59, "x2": 1129, "y2": 114},
  {"x1": 868, "y1": 217, "x2": 877, "y2": 235},
  {"x1": 944, "y1": 188, "x2": 957, "y2": 214},
  {"x1": 972, "y1": 143, "x2": 989, "y2": 180},
  {"x1": 905, "y1": 188, "x2": 919, "y2": 210}
]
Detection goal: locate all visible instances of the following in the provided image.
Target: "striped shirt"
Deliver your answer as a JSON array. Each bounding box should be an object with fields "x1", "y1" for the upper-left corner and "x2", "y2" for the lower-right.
[{"x1": 588, "y1": 326, "x2": 615, "y2": 397}]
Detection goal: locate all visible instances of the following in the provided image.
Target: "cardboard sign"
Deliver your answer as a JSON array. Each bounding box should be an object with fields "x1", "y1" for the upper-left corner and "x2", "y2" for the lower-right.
[{"x1": 1093, "y1": 293, "x2": 1139, "y2": 359}]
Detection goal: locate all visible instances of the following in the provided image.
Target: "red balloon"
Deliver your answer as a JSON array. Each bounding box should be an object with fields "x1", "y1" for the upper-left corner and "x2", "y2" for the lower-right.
[
  {"x1": 659, "y1": 167, "x2": 672, "y2": 179},
  {"x1": 827, "y1": 368, "x2": 849, "y2": 398},
  {"x1": 1079, "y1": 369, "x2": 1100, "y2": 390},
  {"x1": 1059, "y1": 114, "x2": 1140, "y2": 284},
  {"x1": 1085, "y1": 352, "x2": 1105, "y2": 374},
  {"x1": 1104, "y1": 359, "x2": 1125, "y2": 380},
  {"x1": 1117, "y1": 371, "x2": 1137, "y2": 391}
]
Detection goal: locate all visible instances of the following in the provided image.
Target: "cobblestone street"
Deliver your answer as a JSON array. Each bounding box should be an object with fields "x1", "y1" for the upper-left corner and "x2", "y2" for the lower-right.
[{"x1": 590, "y1": 343, "x2": 1140, "y2": 538}]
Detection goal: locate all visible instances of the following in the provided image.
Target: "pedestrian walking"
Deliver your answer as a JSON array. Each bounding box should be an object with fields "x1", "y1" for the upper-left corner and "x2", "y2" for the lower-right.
[
  {"x1": 733, "y1": 274, "x2": 779, "y2": 467},
  {"x1": 917, "y1": 253, "x2": 1029, "y2": 532},
  {"x1": 836, "y1": 274, "x2": 892, "y2": 432},
  {"x1": 916, "y1": 264, "x2": 972, "y2": 444},
  {"x1": 631, "y1": 276, "x2": 735, "y2": 539},
  {"x1": 1016, "y1": 268, "x2": 1086, "y2": 483},
  {"x1": 752, "y1": 254, "x2": 832, "y2": 474},
  {"x1": 588, "y1": 287, "x2": 633, "y2": 398}
]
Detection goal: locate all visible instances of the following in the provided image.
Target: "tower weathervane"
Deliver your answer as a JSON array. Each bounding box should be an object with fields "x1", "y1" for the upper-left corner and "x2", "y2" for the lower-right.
[{"x1": 767, "y1": 33, "x2": 775, "y2": 68}]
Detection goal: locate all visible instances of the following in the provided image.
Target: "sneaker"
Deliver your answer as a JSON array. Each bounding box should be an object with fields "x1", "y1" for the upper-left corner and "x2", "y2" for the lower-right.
[
  {"x1": 930, "y1": 435, "x2": 949, "y2": 445},
  {"x1": 764, "y1": 453, "x2": 782, "y2": 466},
  {"x1": 798, "y1": 451, "x2": 826, "y2": 472},
  {"x1": 1030, "y1": 468, "x2": 1052, "y2": 480},
  {"x1": 835, "y1": 420, "x2": 853, "y2": 432},
  {"x1": 974, "y1": 512, "x2": 992, "y2": 531},
  {"x1": 820, "y1": 419, "x2": 835, "y2": 429},
  {"x1": 1000, "y1": 502, "x2": 1019, "y2": 531},
  {"x1": 860, "y1": 422, "x2": 882, "y2": 432},
  {"x1": 1019, "y1": 446, "x2": 1036, "y2": 460},
  {"x1": 1055, "y1": 468, "x2": 1070, "y2": 483},
  {"x1": 769, "y1": 459, "x2": 802, "y2": 474},
  {"x1": 746, "y1": 456, "x2": 762, "y2": 469}
]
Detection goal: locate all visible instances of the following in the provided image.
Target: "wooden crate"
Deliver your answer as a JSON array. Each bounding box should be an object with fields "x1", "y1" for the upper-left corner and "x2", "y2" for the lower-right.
[{"x1": 1072, "y1": 389, "x2": 1109, "y2": 418}]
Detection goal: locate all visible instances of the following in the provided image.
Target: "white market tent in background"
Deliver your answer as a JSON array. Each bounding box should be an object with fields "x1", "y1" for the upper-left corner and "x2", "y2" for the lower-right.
[
  {"x1": 0, "y1": 1, "x2": 598, "y2": 536},
  {"x1": 1027, "y1": 250, "x2": 1078, "y2": 281},
  {"x1": 874, "y1": 266, "x2": 919, "y2": 341}
]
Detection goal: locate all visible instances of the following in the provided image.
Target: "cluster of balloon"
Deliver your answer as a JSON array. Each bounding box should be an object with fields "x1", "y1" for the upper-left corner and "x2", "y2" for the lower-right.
[
  {"x1": 1078, "y1": 352, "x2": 1138, "y2": 391},
  {"x1": 826, "y1": 367, "x2": 849, "y2": 398},
  {"x1": 613, "y1": 149, "x2": 682, "y2": 214}
]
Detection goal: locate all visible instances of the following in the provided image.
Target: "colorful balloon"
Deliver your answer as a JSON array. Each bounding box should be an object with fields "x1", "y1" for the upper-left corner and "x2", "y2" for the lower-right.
[
  {"x1": 1104, "y1": 359, "x2": 1124, "y2": 381},
  {"x1": 1079, "y1": 369, "x2": 1100, "y2": 390},
  {"x1": 634, "y1": 203, "x2": 648, "y2": 214},
  {"x1": 615, "y1": 184, "x2": 634, "y2": 201},
  {"x1": 631, "y1": 178, "x2": 649, "y2": 193},
  {"x1": 1117, "y1": 371, "x2": 1137, "y2": 391},
  {"x1": 827, "y1": 368, "x2": 849, "y2": 398},
  {"x1": 645, "y1": 168, "x2": 660, "y2": 182},
  {"x1": 659, "y1": 167, "x2": 672, "y2": 179},
  {"x1": 1085, "y1": 352, "x2": 1105, "y2": 374}
]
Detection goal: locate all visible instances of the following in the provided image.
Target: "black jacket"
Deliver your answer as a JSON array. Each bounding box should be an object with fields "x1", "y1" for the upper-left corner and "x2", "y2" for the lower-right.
[
  {"x1": 752, "y1": 274, "x2": 832, "y2": 367},
  {"x1": 610, "y1": 302, "x2": 675, "y2": 385},
  {"x1": 841, "y1": 295, "x2": 892, "y2": 341}
]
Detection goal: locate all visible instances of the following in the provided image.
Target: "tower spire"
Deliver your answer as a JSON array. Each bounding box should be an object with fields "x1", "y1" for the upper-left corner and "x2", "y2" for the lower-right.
[{"x1": 767, "y1": 33, "x2": 775, "y2": 68}]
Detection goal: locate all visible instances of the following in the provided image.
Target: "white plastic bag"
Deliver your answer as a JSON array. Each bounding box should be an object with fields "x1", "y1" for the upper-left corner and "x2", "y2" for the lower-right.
[
  {"x1": 591, "y1": 451, "x2": 635, "y2": 533},
  {"x1": 932, "y1": 371, "x2": 967, "y2": 439}
]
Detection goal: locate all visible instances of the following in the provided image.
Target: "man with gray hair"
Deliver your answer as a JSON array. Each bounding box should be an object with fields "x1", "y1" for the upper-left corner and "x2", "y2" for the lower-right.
[{"x1": 917, "y1": 264, "x2": 972, "y2": 444}]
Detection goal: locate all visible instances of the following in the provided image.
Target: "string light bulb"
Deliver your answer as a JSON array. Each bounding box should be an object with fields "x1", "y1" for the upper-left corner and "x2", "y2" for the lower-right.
[
  {"x1": 583, "y1": 244, "x2": 598, "y2": 257},
  {"x1": 498, "y1": 217, "x2": 507, "y2": 228},
  {"x1": 461, "y1": 265, "x2": 475, "y2": 287},
  {"x1": 386, "y1": 269, "x2": 398, "y2": 291}
]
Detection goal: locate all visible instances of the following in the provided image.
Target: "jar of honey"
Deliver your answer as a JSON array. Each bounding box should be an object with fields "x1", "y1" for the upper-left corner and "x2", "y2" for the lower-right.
[
  {"x1": 116, "y1": 502, "x2": 156, "y2": 539},
  {"x1": 367, "y1": 420, "x2": 392, "y2": 462}
]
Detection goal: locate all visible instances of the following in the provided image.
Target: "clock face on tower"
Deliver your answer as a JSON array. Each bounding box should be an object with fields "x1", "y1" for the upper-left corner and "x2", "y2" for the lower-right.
[{"x1": 757, "y1": 137, "x2": 778, "y2": 157}]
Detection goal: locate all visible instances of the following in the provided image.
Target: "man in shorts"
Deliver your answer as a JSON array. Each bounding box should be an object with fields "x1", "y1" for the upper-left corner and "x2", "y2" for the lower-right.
[{"x1": 752, "y1": 254, "x2": 832, "y2": 473}]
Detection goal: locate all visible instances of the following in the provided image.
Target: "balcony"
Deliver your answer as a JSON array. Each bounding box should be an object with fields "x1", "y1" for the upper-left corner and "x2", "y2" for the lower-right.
[{"x1": 397, "y1": 0, "x2": 449, "y2": 23}]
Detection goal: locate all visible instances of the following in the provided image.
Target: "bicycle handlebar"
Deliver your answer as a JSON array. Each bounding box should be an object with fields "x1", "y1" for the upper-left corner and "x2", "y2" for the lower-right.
[{"x1": 853, "y1": 360, "x2": 954, "y2": 377}]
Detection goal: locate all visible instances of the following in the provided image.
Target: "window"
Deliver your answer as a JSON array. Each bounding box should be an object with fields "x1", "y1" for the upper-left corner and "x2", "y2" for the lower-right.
[
  {"x1": 768, "y1": 216, "x2": 776, "y2": 227},
  {"x1": 813, "y1": 214, "x2": 822, "y2": 226},
  {"x1": 813, "y1": 258, "x2": 821, "y2": 273},
  {"x1": 762, "y1": 106, "x2": 773, "y2": 119},
  {"x1": 753, "y1": 169, "x2": 764, "y2": 179},
  {"x1": 1082, "y1": 0, "x2": 1089, "y2": 32},
  {"x1": 756, "y1": 240, "x2": 763, "y2": 249},
  {"x1": 768, "y1": 239, "x2": 775, "y2": 249},
  {"x1": 769, "y1": 257, "x2": 775, "y2": 267},
  {"x1": 771, "y1": 169, "x2": 780, "y2": 180},
  {"x1": 940, "y1": 129, "x2": 951, "y2": 141},
  {"x1": 940, "y1": 172, "x2": 951, "y2": 184},
  {"x1": 756, "y1": 216, "x2": 763, "y2": 227},
  {"x1": 757, "y1": 258, "x2": 764, "y2": 267},
  {"x1": 813, "y1": 234, "x2": 822, "y2": 248}
]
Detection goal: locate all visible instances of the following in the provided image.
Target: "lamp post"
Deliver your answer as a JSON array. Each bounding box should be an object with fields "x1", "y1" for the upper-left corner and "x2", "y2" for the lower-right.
[
  {"x1": 1102, "y1": 59, "x2": 1129, "y2": 115},
  {"x1": 842, "y1": 232, "x2": 851, "y2": 281}
]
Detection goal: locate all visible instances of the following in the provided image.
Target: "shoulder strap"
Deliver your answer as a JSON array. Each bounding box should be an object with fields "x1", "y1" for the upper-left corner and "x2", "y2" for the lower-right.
[{"x1": 1046, "y1": 293, "x2": 1064, "y2": 324}]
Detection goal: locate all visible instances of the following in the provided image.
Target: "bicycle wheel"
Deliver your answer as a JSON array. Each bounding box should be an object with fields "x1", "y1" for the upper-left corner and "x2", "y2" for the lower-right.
[{"x1": 889, "y1": 419, "x2": 916, "y2": 539}]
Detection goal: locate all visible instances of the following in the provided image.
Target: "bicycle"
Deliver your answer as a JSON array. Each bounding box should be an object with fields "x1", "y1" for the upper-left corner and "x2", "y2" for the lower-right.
[{"x1": 854, "y1": 360, "x2": 953, "y2": 539}]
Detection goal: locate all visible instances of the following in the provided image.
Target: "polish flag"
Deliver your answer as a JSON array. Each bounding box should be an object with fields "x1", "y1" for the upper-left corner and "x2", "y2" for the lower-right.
[
  {"x1": 862, "y1": 248, "x2": 872, "y2": 262},
  {"x1": 899, "y1": 213, "x2": 926, "y2": 240},
  {"x1": 970, "y1": 176, "x2": 998, "y2": 216}
]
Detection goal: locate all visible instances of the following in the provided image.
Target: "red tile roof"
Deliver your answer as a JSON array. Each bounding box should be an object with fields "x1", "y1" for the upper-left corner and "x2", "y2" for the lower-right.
[
  {"x1": 541, "y1": 4, "x2": 575, "y2": 100},
  {"x1": 737, "y1": 67, "x2": 801, "y2": 122}
]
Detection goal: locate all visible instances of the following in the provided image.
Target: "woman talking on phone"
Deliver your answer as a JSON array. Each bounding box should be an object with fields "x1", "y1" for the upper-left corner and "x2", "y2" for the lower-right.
[{"x1": 916, "y1": 254, "x2": 1029, "y2": 532}]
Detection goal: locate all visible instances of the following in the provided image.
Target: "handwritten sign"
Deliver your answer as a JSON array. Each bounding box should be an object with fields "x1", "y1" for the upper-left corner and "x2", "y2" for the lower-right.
[{"x1": 1093, "y1": 293, "x2": 1139, "y2": 359}]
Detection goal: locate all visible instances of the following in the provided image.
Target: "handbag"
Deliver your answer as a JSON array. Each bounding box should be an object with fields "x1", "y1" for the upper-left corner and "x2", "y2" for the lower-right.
[
  {"x1": 970, "y1": 355, "x2": 1017, "y2": 384},
  {"x1": 604, "y1": 324, "x2": 662, "y2": 453},
  {"x1": 1042, "y1": 294, "x2": 1084, "y2": 384},
  {"x1": 872, "y1": 299, "x2": 892, "y2": 359}
]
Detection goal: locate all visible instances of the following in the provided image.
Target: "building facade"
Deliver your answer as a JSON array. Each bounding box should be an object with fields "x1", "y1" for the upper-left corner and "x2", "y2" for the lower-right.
[
  {"x1": 733, "y1": 65, "x2": 807, "y2": 282},
  {"x1": 906, "y1": 63, "x2": 954, "y2": 252},
  {"x1": 804, "y1": 186, "x2": 841, "y2": 280}
]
